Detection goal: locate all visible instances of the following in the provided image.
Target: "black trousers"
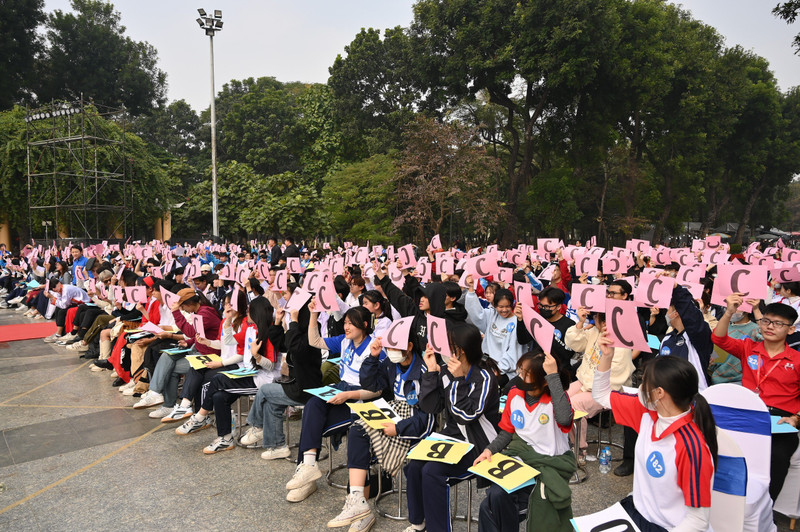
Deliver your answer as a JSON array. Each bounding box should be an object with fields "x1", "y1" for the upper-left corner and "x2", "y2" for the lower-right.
[{"x1": 478, "y1": 482, "x2": 534, "y2": 532}]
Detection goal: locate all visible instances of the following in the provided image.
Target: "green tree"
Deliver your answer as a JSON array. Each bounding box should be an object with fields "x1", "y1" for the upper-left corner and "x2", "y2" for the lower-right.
[
  {"x1": 0, "y1": 0, "x2": 45, "y2": 109},
  {"x1": 322, "y1": 154, "x2": 399, "y2": 243},
  {"x1": 34, "y1": 0, "x2": 166, "y2": 114},
  {"x1": 773, "y1": 1, "x2": 800, "y2": 51},
  {"x1": 240, "y1": 172, "x2": 328, "y2": 238},
  {"x1": 131, "y1": 99, "x2": 202, "y2": 164}
]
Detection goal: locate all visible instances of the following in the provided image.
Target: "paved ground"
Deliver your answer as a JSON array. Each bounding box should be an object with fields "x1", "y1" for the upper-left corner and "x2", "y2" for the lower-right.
[{"x1": 0, "y1": 309, "x2": 795, "y2": 531}]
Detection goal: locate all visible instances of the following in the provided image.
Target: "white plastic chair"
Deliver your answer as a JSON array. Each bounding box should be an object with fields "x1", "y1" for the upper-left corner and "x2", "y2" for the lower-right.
[
  {"x1": 702, "y1": 383, "x2": 777, "y2": 532},
  {"x1": 710, "y1": 430, "x2": 747, "y2": 530}
]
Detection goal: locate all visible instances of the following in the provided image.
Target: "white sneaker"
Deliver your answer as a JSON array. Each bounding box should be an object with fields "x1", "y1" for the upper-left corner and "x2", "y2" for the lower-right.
[
  {"x1": 175, "y1": 414, "x2": 212, "y2": 435},
  {"x1": 15, "y1": 304, "x2": 28, "y2": 312},
  {"x1": 203, "y1": 435, "x2": 235, "y2": 454},
  {"x1": 239, "y1": 426, "x2": 263, "y2": 447},
  {"x1": 119, "y1": 380, "x2": 136, "y2": 392},
  {"x1": 121, "y1": 386, "x2": 139, "y2": 396},
  {"x1": 56, "y1": 333, "x2": 78, "y2": 344},
  {"x1": 43, "y1": 333, "x2": 62, "y2": 343},
  {"x1": 23, "y1": 309, "x2": 35, "y2": 317},
  {"x1": 148, "y1": 405, "x2": 173, "y2": 419},
  {"x1": 286, "y1": 481, "x2": 317, "y2": 503},
  {"x1": 348, "y1": 512, "x2": 376, "y2": 532},
  {"x1": 327, "y1": 493, "x2": 371, "y2": 528},
  {"x1": 132, "y1": 390, "x2": 164, "y2": 409},
  {"x1": 261, "y1": 446, "x2": 291, "y2": 460},
  {"x1": 402, "y1": 526, "x2": 426, "y2": 532},
  {"x1": 90, "y1": 364, "x2": 108, "y2": 372},
  {"x1": 286, "y1": 462, "x2": 322, "y2": 491},
  {"x1": 161, "y1": 405, "x2": 193, "y2": 423},
  {"x1": 8, "y1": 296, "x2": 23, "y2": 305}
]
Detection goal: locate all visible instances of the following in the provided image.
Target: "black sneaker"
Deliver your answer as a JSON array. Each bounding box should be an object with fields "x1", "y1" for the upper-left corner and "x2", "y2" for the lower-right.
[
  {"x1": 613, "y1": 459, "x2": 634, "y2": 477},
  {"x1": 93, "y1": 359, "x2": 113, "y2": 369},
  {"x1": 112, "y1": 377, "x2": 126, "y2": 387}
]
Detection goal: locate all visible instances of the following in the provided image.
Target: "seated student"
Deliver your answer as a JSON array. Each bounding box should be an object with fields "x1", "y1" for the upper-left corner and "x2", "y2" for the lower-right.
[
  {"x1": 515, "y1": 286, "x2": 577, "y2": 379},
  {"x1": 174, "y1": 296, "x2": 284, "y2": 454},
  {"x1": 405, "y1": 323, "x2": 501, "y2": 532},
  {"x1": 132, "y1": 288, "x2": 221, "y2": 411},
  {"x1": 326, "y1": 335, "x2": 433, "y2": 532},
  {"x1": 713, "y1": 294, "x2": 800, "y2": 500},
  {"x1": 708, "y1": 306, "x2": 759, "y2": 385},
  {"x1": 464, "y1": 278, "x2": 525, "y2": 379},
  {"x1": 42, "y1": 278, "x2": 91, "y2": 343},
  {"x1": 565, "y1": 309, "x2": 634, "y2": 464},
  {"x1": 159, "y1": 289, "x2": 250, "y2": 422},
  {"x1": 240, "y1": 302, "x2": 323, "y2": 458},
  {"x1": 441, "y1": 281, "x2": 468, "y2": 322},
  {"x1": 360, "y1": 290, "x2": 393, "y2": 338},
  {"x1": 770, "y1": 280, "x2": 800, "y2": 350},
  {"x1": 475, "y1": 351, "x2": 576, "y2": 532},
  {"x1": 660, "y1": 285, "x2": 713, "y2": 391},
  {"x1": 284, "y1": 303, "x2": 381, "y2": 503},
  {"x1": 593, "y1": 334, "x2": 717, "y2": 532}
]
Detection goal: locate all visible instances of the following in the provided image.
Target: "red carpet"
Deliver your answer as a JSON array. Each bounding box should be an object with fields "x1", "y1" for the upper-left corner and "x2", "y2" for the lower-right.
[{"x1": 0, "y1": 322, "x2": 57, "y2": 342}]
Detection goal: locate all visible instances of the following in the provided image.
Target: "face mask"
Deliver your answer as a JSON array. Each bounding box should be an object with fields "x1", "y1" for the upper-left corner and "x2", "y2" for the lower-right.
[
  {"x1": 539, "y1": 308, "x2": 555, "y2": 319},
  {"x1": 516, "y1": 381, "x2": 538, "y2": 392},
  {"x1": 590, "y1": 277, "x2": 601, "y2": 285},
  {"x1": 664, "y1": 313, "x2": 672, "y2": 328},
  {"x1": 386, "y1": 349, "x2": 405, "y2": 364},
  {"x1": 639, "y1": 387, "x2": 658, "y2": 411},
  {"x1": 731, "y1": 312, "x2": 744, "y2": 323}
]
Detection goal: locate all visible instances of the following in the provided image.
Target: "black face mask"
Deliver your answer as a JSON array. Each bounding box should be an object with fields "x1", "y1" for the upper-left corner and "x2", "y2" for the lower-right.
[
  {"x1": 539, "y1": 308, "x2": 555, "y2": 319},
  {"x1": 516, "y1": 381, "x2": 538, "y2": 392}
]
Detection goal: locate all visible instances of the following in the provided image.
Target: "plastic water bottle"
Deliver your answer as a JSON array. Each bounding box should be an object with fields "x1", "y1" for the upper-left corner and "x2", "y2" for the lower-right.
[{"x1": 599, "y1": 446, "x2": 611, "y2": 474}]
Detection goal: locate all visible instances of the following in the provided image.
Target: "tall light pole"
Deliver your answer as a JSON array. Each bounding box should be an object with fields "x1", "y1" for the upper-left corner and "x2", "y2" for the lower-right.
[{"x1": 196, "y1": 8, "x2": 223, "y2": 239}]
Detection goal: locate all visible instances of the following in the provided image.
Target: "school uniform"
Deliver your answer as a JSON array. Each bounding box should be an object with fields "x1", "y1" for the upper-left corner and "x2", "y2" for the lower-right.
[
  {"x1": 406, "y1": 365, "x2": 500, "y2": 532},
  {"x1": 659, "y1": 286, "x2": 713, "y2": 390},
  {"x1": 297, "y1": 334, "x2": 379, "y2": 459},
  {"x1": 464, "y1": 291, "x2": 525, "y2": 376},
  {"x1": 347, "y1": 352, "x2": 434, "y2": 472}
]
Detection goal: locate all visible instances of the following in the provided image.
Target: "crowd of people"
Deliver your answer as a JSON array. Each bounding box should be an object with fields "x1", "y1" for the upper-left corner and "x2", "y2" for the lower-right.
[{"x1": 1, "y1": 234, "x2": 799, "y2": 532}]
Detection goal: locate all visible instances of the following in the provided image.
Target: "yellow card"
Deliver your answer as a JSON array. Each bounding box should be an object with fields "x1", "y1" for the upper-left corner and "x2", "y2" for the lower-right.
[
  {"x1": 186, "y1": 353, "x2": 222, "y2": 370},
  {"x1": 468, "y1": 453, "x2": 539, "y2": 493},
  {"x1": 349, "y1": 402, "x2": 395, "y2": 430},
  {"x1": 575, "y1": 410, "x2": 588, "y2": 420},
  {"x1": 407, "y1": 438, "x2": 474, "y2": 464}
]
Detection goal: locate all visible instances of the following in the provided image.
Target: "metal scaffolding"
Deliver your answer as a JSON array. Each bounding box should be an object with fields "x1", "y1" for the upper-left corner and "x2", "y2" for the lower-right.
[{"x1": 26, "y1": 97, "x2": 131, "y2": 241}]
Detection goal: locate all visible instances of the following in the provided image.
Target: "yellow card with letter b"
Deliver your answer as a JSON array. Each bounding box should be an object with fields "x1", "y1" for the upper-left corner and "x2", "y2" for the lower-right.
[
  {"x1": 406, "y1": 438, "x2": 474, "y2": 464},
  {"x1": 349, "y1": 402, "x2": 396, "y2": 430},
  {"x1": 468, "y1": 453, "x2": 539, "y2": 493},
  {"x1": 186, "y1": 354, "x2": 222, "y2": 370}
]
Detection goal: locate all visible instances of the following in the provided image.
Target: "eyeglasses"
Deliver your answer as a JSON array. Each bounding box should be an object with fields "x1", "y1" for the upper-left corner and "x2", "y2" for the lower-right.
[
  {"x1": 607, "y1": 290, "x2": 624, "y2": 297},
  {"x1": 538, "y1": 303, "x2": 558, "y2": 310},
  {"x1": 758, "y1": 318, "x2": 791, "y2": 329}
]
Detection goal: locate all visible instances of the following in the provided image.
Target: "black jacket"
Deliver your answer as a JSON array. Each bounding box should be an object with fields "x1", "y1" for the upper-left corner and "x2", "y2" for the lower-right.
[
  {"x1": 281, "y1": 312, "x2": 323, "y2": 403},
  {"x1": 378, "y1": 275, "x2": 447, "y2": 354}
]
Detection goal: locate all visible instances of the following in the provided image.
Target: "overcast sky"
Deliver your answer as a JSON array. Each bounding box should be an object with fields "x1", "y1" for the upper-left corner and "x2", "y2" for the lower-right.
[{"x1": 44, "y1": 0, "x2": 800, "y2": 112}]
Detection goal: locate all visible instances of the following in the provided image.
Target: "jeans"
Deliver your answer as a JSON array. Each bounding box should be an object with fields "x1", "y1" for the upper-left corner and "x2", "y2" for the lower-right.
[
  {"x1": 150, "y1": 354, "x2": 191, "y2": 407},
  {"x1": 247, "y1": 383, "x2": 303, "y2": 448}
]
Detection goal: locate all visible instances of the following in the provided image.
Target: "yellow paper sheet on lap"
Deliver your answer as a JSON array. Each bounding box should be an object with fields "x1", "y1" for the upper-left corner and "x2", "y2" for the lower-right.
[
  {"x1": 349, "y1": 402, "x2": 396, "y2": 430},
  {"x1": 468, "y1": 453, "x2": 540, "y2": 493},
  {"x1": 186, "y1": 354, "x2": 222, "y2": 370},
  {"x1": 407, "y1": 438, "x2": 473, "y2": 464}
]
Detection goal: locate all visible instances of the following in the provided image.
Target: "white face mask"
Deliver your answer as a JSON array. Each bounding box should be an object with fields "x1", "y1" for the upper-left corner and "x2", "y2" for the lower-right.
[
  {"x1": 387, "y1": 348, "x2": 406, "y2": 364},
  {"x1": 731, "y1": 312, "x2": 744, "y2": 323}
]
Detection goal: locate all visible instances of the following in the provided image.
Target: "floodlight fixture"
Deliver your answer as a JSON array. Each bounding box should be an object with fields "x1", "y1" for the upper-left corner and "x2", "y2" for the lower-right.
[
  {"x1": 197, "y1": 8, "x2": 206, "y2": 16},
  {"x1": 214, "y1": 9, "x2": 222, "y2": 18}
]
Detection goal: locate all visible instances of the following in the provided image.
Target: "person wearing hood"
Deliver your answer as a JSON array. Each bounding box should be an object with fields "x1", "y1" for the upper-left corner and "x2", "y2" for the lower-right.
[
  {"x1": 373, "y1": 259, "x2": 448, "y2": 354},
  {"x1": 464, "y1": 275, "x2": 526, "y2": 378},
  {"x1": 442, "y1": 281, "x2": 468, "y2": 323}
]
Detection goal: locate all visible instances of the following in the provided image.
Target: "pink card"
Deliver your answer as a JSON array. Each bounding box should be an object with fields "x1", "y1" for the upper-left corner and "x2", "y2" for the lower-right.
[
  {"x1": 514, "y1": 281, "x2": 535, "y2": 308},
  {"x1": 272, "y1": 270, "x2": 288, "y2": 292},
  {"x1": 287, "y1": 257, "x2": 303, "y2": 274},
  {"x1": 192, "y1": 313, "x2": 206, "y2": 339},
  {"x1": 574, "y1": 254, "x2": 599, "y2": 277},
  {"x1": 539, "y1": 264, "x2": 557, "y2": 281},
  {"x1": 152, "y1": 267, "x2": 163, "y2": 279},
  {"x1": 236, "y1": 267, "x2": 251, "y2": 287},
  {"x1": 633, "y1": 276, "x2": 674, "y2": 309},
  {"x1": 537, "y1": 239, "x2": 560, "y2": 256},
  {"x1": 771, "y1": 264, "x2": 800, "y2": 283},
  {"x1": 354, "y1": 247, "x2": 370, "y2": 265},
  {"x1": 426, "y1": 315, "x2": 451, "y2": 359},
  {"x1": 75, "y1": 266, "x2": 86, "y2": 281},
  {"x1": 316, "y1": 277, "x2": 339, "y2": 312},
  {"x1": 416, "y1": 258, "x2": 432, "y2": 283},
  {"x1": 285, "y1": 287, "x2": 313, "y2": 312},
  {"x1": 748, "y1": 254, "x2": 774, "y2": 270},
  {"x1": 680, "y1": 281, "x2": 704, "y2": 300},
  {"x1": 497, "y1": 267, "x2": 514, "y2": 285},
  {"x1": 130, "y1": 286, "x2": 148, "y2": 304},
  {"x1": 436, "y1": 252, "x2": 455, "y2": 275},
  {"x1": 652, "y1": 247, "x2": 672, "y2": 266},
  {"x1": 711, "y1": 264, "x2": 768, "y2": 312},
  {"x1": 677, "y1": 265, "x2": 704, "y2": 285},
  {"x1": 521, "y1": 304, "x2": 555, "y2": 354},
  {"x1": 302, "y1": 271, "x2": 324, "y2": 293},
  {"x1": 691, "y1": 239, "x2": 707, "y2": 253},
  {"x1": 605, "y1": 299, "x2": 650, "y2": 351},
  {"x1": 397, "y1": 244, "x2": 417, "y2": 269},
  {"x1": 570, "y1": 284, "x2": 606, "y2": 312},
  {"x1": 783, "y1": 249, "x2": 800, "y2": 262},
  {"x1": 231, "y1": 286, "x2": 241, "y2": 312},
  {"x1": 429, "y1": 234, "x2": 442, "y2": 250},
  {"x1": 141, "y1": 321, "x2": 164, "y2": 334},
  {"x1": 626, "y1": 239, "x2": 651, "y2": 256},
  {"x1": 504, "y1": 249, "x2": 526, "y2": 267},
  {"x1": 382, "y1": 316, "x2": 415, "y2": 350},
  {"x1": 388, "y1": 263, "x2": 406, "y2": 289},
  {"x1": 467, "y1": 255, "x2": 499, "y2": 279},
  {"x1": 602, "y1": 255, "x2": 627, "y2": 275},
  {"x1": 705, "y1": 235, "x2": 722, "y2": 249},
  {"x1": 330, "y1": 257, "x2": 345, "y2": 276},
  {"x1": 255, "y1": 262, "x2": 270, "y2": 279}
]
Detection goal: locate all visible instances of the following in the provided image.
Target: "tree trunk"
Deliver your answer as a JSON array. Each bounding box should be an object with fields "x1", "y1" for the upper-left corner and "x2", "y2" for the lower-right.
[
  {"x1": 652, "y1": 171, "x2": 673, "y2": 244},
  {"x1": 735, "y1": 179, "x2": 766, "y2": 245}
]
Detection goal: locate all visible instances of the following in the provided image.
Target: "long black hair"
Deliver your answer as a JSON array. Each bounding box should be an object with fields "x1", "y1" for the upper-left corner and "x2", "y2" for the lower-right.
[
  {"x1": 362, "y1": 290, "x2": 392, "y2": 322},
  {"x1": 447, "y1": 322, "x2": 486, "y2": 368},
  {"x1": 641, "y1": 356, "x2": 718, "y2": 465},
  {"x1": 247, "y1": 296, "x2": 274, "y2": 366}
]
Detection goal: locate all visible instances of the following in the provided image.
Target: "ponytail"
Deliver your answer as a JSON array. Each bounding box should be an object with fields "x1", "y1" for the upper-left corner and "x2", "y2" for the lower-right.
[{"x1": 692, "y1": 393, "x2": 718, "y2": 467}]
